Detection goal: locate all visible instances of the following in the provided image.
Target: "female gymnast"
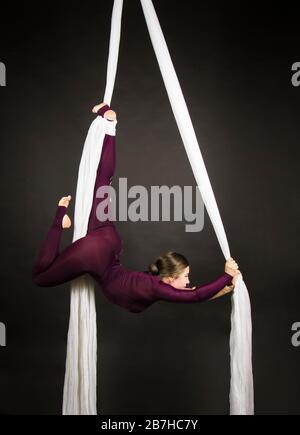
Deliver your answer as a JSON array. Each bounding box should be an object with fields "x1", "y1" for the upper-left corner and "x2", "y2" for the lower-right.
[{"x1": 32, "y1": 103, "x2": 241, "y2": 314}]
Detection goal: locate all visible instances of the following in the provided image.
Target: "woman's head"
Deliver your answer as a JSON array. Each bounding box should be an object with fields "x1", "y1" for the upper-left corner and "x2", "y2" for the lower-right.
[{"x1": 148, "y1": 251, "x2": 190, "y2": 289}]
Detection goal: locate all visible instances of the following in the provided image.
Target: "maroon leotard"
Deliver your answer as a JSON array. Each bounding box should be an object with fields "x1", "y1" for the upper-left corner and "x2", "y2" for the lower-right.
[{"x1": 32, "y1": 105, "x2": 233, "y2": 313}]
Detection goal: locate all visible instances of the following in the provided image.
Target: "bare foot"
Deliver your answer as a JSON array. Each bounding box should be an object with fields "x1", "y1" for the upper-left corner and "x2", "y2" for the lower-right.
[
  {"x1": 104, "y1": 109, "x2": 117, "y2": 121},
  {"x1": 92, "y1": 102, "x2": 107, "y2": 114},
  {"x1": 58, "y1": 195, "x2": 72, "y2": 229},
  {"x1": 92, "y1": 102, "x2": 117, "y2": 121}
]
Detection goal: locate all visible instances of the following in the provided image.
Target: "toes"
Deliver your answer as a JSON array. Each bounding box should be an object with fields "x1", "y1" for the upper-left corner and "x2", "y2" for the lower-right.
[
  {"x1": 58, "y1": 195, "x2": 71, "y2": 207},
  {"x1": 104, "y1": 110, "x2": 116, "y2": 121}
]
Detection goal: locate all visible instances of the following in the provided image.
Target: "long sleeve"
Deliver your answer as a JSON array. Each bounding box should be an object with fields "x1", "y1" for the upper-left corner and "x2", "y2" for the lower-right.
[{"x1": 152, "y1": 272, "x2": 233, "y2": 303}]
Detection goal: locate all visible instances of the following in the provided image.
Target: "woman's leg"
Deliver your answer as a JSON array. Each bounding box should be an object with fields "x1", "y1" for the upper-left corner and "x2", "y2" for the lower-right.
[
  {"x1": 32, "y1": 204, "x2": 121, "y2": 288},
  {"x1": 32, "y1": 205, "x2": 91, "y2": 287},
  {"x1": 32, "y1": 105, "x2": 118, "y2": 287},
  {"x1": 87, "y1": 105, "x2": 117, "y2": 233}
]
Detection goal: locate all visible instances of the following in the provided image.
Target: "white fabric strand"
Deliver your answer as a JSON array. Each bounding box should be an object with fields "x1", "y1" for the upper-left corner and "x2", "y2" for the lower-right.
[
  {"x1": 139, "y1": 0, "x2": 254, "y2": 415},
  {"x1": 62, "y1": 0, "x2": 123, "y2": 415},
  {"x1": 104, "y1": 0, "x2": 124, "y2": 106}
]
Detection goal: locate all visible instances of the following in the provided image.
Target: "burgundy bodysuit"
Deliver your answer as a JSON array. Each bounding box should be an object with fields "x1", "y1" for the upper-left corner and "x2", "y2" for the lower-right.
[{"x1": 32, "y1": 105, "x2": 233, "y2": 313}]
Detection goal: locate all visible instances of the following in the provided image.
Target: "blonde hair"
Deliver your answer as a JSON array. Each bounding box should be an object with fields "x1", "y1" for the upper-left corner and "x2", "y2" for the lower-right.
[{"x1": 148, "y1": 251, "x2": 189, "y2": 279}]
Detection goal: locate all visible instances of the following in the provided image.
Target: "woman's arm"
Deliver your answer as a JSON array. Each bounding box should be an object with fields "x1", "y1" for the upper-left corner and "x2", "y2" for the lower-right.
[
  {"x1": 209, "y1": 269, "x2": 242, "y2": 300},
  {"x1": 209, "y1": 285, "x2": 234, "y2": 300},
  {"x1": 152, "y1": 273, "x2": 233, "y2": 304}
]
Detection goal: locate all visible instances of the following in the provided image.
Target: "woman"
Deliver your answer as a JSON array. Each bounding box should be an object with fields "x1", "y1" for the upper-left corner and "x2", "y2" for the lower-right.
[{"x1": 32, "y1": 103, "x2": 241, "y2": 313}]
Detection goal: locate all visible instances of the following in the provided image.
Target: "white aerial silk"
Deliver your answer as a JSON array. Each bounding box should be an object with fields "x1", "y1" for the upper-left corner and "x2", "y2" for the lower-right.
[
  {"x1": 62, "y1": 0, "x2": 123, "y2": 415},
  {"x1": 140, "y1": 0, "x2": 254, "y2": 415},
  {"x1": 62, "y1": 0, "x2": 254, "y2": 415}
]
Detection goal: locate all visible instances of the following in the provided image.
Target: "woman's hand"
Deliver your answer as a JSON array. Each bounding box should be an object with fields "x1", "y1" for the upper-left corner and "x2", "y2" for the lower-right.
[
  {"x1": 188, "y1": 257, "x2": 242, "y2": 291},
  {"x1": 225, "y1": 258, "x2": 239, "y2": 277},
  {"x1": 232, "y1": 270, "x2": 242, "y2": 286}
]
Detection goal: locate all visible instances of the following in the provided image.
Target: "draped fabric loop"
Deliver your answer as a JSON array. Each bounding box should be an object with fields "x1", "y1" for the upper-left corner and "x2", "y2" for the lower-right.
[
  {"x1": 62, "y1": 0, "x2": 124, "y2": 415},
  {"x1": 62, "y1": 0, "x2": 254, "y2": 415}
]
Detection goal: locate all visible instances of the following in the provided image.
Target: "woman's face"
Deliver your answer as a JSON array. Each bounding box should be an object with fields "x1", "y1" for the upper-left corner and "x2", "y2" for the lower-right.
[{"x1": 165, "y1": 266, "x2": 190, "y2": 289}]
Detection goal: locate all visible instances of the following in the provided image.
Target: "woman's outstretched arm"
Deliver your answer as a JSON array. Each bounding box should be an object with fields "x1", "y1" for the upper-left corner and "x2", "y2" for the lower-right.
[
  {"x1": 152, "y1": 272, "x2": 233, "y2": 304},
  {"x1": 209, "y1": 284, "x2": 234, "y2": 300},
  {"x1": 209, "y1": 269, "x2": 241, "y2": 300}
]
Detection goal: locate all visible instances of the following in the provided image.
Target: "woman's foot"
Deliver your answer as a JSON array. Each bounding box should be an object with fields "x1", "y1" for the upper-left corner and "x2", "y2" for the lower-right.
[
  {"x1": 104, "y1": 109, "x2": 117, "y2": 121},
  {"x1": 58, "y1": 195, "x2": 72, "y2": 229},
  {"x1": 92, "y1": 102, "x2": 117, "y2": 121},
  {"x1": 92, "y1": 102, "x2": 107, "y2": 114}
]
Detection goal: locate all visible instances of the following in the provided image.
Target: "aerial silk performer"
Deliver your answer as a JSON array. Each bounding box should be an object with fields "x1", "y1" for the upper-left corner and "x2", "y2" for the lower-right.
[
  {"x1": 32, "y1": 0, "x2": 253, "y2": 416},
  {"x1": 32, "y1": 105, "x2": 239, "y2": 378}
]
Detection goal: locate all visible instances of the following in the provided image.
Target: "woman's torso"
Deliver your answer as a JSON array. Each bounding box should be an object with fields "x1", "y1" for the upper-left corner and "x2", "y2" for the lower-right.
[{"x1": 87, "y1": 224, "x2": 155, "y2": 313}]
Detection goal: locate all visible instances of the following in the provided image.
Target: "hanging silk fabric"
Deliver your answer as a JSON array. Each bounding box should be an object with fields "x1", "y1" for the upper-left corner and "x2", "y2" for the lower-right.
[
  {"x1": 62, "y1": 0, "x2": 124, "y2": 415},
  {"x1": 139, "y1": 0, "x2": 254, "y2": 416},
  {"x1": 62, "y1": 0, "x2": 254, "y2": 416}
]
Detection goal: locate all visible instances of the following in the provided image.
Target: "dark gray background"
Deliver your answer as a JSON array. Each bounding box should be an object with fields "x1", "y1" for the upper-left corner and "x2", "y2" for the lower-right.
[{"x1": 0, "y1": 0, "x2": 299, "y2": 415}]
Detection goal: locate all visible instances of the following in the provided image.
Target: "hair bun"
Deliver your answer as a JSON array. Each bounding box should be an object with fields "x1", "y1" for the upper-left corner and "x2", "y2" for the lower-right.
[{"x1": 149, "y1": 262, "x2": 159, "y2": 276}]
